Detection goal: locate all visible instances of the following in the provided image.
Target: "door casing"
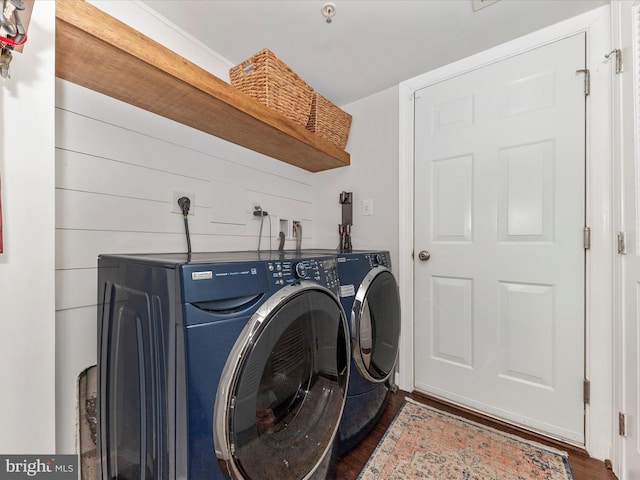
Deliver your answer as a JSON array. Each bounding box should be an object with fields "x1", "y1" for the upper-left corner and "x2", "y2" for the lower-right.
[
  {"x1": 612, "y1": 1, "x2": 640, "y2": 477},
  {"x1": 397, "y1": 5, "x2": 613, "y2": 460}
]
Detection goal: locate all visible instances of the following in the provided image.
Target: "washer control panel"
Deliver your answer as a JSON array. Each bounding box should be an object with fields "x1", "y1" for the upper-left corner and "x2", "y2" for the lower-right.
[{"x1": 267, "y1": 258, "x2": 340, "y2": 294}]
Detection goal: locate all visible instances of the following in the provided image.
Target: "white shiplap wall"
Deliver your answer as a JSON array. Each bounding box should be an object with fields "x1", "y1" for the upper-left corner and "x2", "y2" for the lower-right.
[{"x1": 54, "y1": 78, "x2": 317, "y2": 452}]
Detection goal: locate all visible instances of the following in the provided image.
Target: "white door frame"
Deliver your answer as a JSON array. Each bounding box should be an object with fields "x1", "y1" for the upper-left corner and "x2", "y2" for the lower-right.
[
  {"x1": 612, "y1": 1, "x2": 639, "y2": 476},
  {"x1": 397, "y1": 5, "x2": 613, "y2": 459}
]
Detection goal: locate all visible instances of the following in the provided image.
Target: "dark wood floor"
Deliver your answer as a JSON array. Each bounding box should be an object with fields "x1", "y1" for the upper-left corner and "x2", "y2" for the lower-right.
[{"x1": 335, "y1": 390, "x2": 618, "y2": 480}]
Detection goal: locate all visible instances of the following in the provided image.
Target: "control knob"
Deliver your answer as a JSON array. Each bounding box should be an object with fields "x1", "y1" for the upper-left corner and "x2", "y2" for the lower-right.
[{"x1": 294, "y1": 262, "x2": 307, "y2": 279}]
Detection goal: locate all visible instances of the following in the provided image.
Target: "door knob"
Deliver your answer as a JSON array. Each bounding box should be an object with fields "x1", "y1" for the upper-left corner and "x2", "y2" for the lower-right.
[{"x1": 418, "y1": 250, "x2": 431, "y2": 261}]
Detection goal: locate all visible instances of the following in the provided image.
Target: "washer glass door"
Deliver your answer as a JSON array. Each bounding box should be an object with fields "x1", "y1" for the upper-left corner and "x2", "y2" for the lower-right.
[
  {"x1": 215, "y1": 283, "x2": 349, "y2": 480},
  {"x1": 352, "y1": 267, "x2": 401, "y2": 383}
]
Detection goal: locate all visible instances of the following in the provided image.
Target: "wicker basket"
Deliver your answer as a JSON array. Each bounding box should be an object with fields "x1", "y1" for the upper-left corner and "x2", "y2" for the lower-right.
[
  {"x1": 230, "y1": 48, "x2": 314, "y2": 127},
  {"x1": 306, "y1": 93, "x2": 352, "y2": 149}
]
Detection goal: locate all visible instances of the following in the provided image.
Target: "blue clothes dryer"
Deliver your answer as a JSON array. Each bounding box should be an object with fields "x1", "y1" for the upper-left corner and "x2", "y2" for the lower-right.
[
  {"x1": 334, "y1": 251, "x2": 401, "y2": 455},
  {"x1": 297, "y1": 249, "x2": 401, "y2": 455},
  {"x1": 96, "y1": 251, "x2": 350, "y2": 480}
]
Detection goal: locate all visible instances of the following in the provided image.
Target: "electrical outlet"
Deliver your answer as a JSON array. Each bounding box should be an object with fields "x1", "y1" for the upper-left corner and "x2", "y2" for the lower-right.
[
  {"x1": 171, "y1": 190, "x2": 195, "y2": 214},
  {"x1": 252, "y1": 203, "x2": 265, "y2": 218}
]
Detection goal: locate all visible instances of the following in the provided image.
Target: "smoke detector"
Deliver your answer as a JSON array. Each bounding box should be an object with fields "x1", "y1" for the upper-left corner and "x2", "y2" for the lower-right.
[{"x1": 321, "y1": 2, "x2": 336, "y2": 23}]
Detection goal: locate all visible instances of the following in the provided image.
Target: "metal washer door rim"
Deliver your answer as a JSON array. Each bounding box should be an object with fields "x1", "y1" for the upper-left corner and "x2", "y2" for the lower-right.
[{"x1": 214, "y1": 281, "x2": 350, "y2": 480}]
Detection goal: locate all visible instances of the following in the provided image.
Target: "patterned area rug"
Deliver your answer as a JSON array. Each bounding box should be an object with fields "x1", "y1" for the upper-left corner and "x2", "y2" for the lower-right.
[{"x1": 358, "y1": 398, "x2": 573, "y2": 480}]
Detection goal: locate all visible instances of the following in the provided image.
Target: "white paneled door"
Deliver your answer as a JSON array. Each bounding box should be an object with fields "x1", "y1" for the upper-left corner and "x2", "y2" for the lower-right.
[{"x1": 413, "y1": 33, "x2": 586, "y2": 444}]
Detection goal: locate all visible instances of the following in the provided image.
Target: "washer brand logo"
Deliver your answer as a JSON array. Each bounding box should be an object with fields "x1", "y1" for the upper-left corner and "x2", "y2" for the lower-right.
[
  {"x1": 192, "y1": 271, "x2": 213, "y2": 280},
  {"x1": 0, "y1": 455, "x2": 77, "y2": 479}
]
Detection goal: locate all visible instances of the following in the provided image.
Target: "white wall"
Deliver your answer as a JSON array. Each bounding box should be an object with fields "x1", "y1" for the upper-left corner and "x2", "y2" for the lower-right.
[
  {"x1": 312, "y1": 86, "x2": 400, "y2": 269},
  {"x1": 0, "y1": 1, "x2": 56, "y2": 453}
]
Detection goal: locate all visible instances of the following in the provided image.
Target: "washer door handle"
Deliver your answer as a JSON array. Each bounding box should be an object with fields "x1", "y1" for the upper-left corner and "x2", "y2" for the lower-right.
[{"x1": 418, "y1": 250, "x2": 431, "y2": 261}]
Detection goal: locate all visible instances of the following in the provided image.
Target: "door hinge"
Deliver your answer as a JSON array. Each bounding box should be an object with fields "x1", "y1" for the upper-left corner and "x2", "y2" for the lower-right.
[
  {"x1": 583, "y1": 379, "x2": 590, "y2": 404},
  {"x1": 619, "y1": 412, "x2": 628, "y2": 436},
  {"x1": 576, "y1": 69, "x2": 590, "y2": 96},
  {"x1": 583, "y1": 226, "x2": 591, "y2": 250},
  {"x1": 605, "y1": 49, "x2": 623, "y2": 74},
  {"x1": 618, "y1": 231, "x2": 627, "y2": 254}
]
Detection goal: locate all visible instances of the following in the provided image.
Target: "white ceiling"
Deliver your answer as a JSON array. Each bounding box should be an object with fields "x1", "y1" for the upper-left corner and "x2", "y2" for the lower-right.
[{"x1": 140, "y1": 0, "x2": 607, "y2": 106}]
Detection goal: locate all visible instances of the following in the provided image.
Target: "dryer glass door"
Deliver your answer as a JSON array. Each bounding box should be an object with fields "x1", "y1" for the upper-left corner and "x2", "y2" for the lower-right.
[
  {"x1": 352, "y1": 268, "x2": 401, "y2": 383},
  {"x1": 215, "y1": 284, "x2": 349, "y2": 480}
]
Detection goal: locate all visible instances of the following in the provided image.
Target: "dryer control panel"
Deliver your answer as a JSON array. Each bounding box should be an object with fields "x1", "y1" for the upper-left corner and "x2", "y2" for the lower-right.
[{"x1": 366, "y1": 252, "x2": 390, "y2": 269}]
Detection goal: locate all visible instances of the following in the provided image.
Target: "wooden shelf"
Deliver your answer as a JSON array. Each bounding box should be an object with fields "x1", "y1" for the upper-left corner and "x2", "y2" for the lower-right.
[{"x1": 55, "y1": 0, "x2": 350, "y2": 173}]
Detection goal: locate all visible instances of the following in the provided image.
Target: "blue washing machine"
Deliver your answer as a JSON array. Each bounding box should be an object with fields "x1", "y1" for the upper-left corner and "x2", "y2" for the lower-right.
[
  {"x1": 301, "y1": 250, "x2": 401, "y2": 455},
  {"x1": 96, "y1": 251, "x2": 350, "y2": 480}
]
